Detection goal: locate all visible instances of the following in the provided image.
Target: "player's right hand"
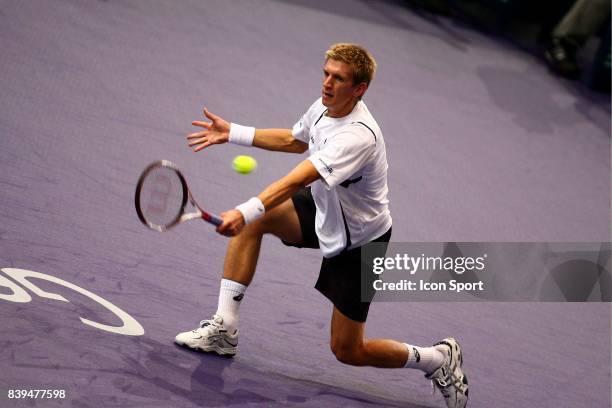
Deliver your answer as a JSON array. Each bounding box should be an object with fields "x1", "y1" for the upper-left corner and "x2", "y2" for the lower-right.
[
  {"x1": 216, "y1": 209, "x2": 245, "y2": 237},
  {"x1": 187, "y1": 108, "x2": 230, "y2": 152}
]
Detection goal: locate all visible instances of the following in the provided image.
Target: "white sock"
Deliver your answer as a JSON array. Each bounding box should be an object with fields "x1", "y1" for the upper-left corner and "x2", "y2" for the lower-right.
[
  {"x1": 403, "y1": 343, "x2": 445, "y2": 374},
  {"x1": 214, "y1": 278, "x2": 247, "y2": 334}
]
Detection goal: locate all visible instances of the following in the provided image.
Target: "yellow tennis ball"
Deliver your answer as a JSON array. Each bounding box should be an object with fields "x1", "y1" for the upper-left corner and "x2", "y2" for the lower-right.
[{"x1": 232, "y1": 155, "x2": 257, "y2": 174}]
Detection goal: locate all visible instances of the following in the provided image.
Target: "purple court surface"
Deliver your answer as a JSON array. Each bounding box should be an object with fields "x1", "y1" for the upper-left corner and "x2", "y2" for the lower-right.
[{"x1": 1, "y1": 1, "x2": 610, "y2": 407}]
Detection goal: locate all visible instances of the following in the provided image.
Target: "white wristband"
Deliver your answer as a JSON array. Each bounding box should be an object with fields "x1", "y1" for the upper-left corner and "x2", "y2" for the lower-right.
[
  {"x1": 235, "y1": 197, "x2": 265, "y2": 224},
  {"x1": 229, "y1": 123, "x2": 256, "y2": 146}
]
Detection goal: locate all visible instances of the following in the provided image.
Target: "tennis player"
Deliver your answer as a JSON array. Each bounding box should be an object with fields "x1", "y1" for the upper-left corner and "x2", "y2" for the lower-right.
[{"x1": 176, "y1": 43, "x2": 468, "y2": 407}]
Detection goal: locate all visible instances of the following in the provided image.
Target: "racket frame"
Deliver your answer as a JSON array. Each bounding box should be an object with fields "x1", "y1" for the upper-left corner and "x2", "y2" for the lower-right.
[{"x1": 135, "y1": 160, "x2": 222, "y2": 232}]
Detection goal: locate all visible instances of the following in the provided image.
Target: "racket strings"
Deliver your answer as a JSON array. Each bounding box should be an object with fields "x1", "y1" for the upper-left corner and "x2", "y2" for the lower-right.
[{"x1": 138, "y1": 166, "x2": 186, "y2": 228}]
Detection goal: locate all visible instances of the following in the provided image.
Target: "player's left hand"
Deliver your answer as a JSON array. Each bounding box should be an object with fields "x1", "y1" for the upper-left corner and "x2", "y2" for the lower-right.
[
  {"x1": 216, "y1": 209, "x2": 245, "y2": 236},
  {"x1": 188, "y1": 108, "x2": 231, "y2": 152}
]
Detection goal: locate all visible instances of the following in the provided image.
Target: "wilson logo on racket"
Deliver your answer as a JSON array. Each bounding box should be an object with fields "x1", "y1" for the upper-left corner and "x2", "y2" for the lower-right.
[{"x1": 146, "y1": 173, "x2": 173, "y2": 214}]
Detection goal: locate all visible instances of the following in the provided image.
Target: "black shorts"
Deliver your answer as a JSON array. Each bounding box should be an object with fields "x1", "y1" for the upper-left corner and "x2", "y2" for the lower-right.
[{"x1": 283, "y1": 187, "x2": 392, "y2": 323}]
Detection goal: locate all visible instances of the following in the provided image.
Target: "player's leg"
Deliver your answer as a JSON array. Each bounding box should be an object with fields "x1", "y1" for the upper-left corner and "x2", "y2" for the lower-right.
[
  {"x1": 329, "y1": 306, "x2": 407, "y2": 367},
  {"x1": 222, "y1": 197, "x2": 303, "y2": 286},
  {"x1": 209, "y1": 198, "x2": 302, "y2": 332},
  {"x1": 319, "y1": 225, "x2": 468, "y2": 407},
  {"x1": 321, "y1": 244, "x2": 444, "y2": 370},
  {"x1": 175, "y1": 195, "x2": 305, "y2": 355},
  {"x1": 329, "y1": 307, "x2": 468, "y2": 407},
  {"x1": 316, "y1": 229, "x2": 412, "y2": 368},
  {"x1": 330, "y1": 307, "x2": 447, "y2": 371}
]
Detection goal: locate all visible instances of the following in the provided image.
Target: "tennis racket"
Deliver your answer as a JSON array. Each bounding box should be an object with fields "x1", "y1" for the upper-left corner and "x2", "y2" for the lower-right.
[{"x1": 135, "y1": 160, "x2": 222, "y2": 232}]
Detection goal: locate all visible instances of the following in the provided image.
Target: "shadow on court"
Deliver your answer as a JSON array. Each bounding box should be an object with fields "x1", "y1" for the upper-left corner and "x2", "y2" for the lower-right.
[{"x1": 67, "y1": 337, "x2": 432, "y2": 408}]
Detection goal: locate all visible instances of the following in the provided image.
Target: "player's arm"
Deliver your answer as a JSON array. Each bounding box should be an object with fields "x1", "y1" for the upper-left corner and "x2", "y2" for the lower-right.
[
  {"x1": 216, "y1": 159, "x2": 320, "y2": 236},
  {"x1": 187, "y1": 108, "x2": 307, "y2": 154},
  {"x1": 257, "y1": 158, "x2": 319, "y2": 208},
  {"x1": 252, "y1": 128, "x2": 308, "y2": 153}
]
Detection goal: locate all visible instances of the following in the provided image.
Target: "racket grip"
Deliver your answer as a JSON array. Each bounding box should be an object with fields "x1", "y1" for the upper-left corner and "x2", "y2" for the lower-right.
[{"x1": 203, "y1": 212, "x2": 223, "y2": 226}]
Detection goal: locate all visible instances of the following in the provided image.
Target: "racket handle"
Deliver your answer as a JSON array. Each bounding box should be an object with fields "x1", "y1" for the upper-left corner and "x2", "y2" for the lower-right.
[{"x1": 203, "y1": 212, "x2": 223, "y2": 226}]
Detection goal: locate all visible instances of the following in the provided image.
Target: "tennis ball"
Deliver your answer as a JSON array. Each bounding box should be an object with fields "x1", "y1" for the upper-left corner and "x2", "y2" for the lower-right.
[{"x1": 232, "y1": 155, "x2": 257, "y2": 174}]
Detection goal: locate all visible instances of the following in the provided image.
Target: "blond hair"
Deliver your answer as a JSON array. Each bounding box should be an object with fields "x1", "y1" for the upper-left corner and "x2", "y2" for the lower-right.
[{"x1": 325, "y1": 43, "x2": 377, "y2": 85}]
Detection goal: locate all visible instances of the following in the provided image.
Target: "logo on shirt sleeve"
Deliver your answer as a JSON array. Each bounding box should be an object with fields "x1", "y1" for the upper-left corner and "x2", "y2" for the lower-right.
[{"x1": 318, "y1": 158, "x2": 334, "y2": 174}]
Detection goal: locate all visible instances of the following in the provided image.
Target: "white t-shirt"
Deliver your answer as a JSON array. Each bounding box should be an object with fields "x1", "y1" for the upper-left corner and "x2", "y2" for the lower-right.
[{"x1": 292, "y1": 98, "x2": 392, "y2": 257}]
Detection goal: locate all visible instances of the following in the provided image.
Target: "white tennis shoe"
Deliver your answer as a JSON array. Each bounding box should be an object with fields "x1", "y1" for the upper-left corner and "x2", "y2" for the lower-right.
[
  {"x1": 426, "y1": 337, "x2": 469, "y2": 408},
  {"x1": 174, "y1": 315, "x2": 238, "y2": 356}
]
